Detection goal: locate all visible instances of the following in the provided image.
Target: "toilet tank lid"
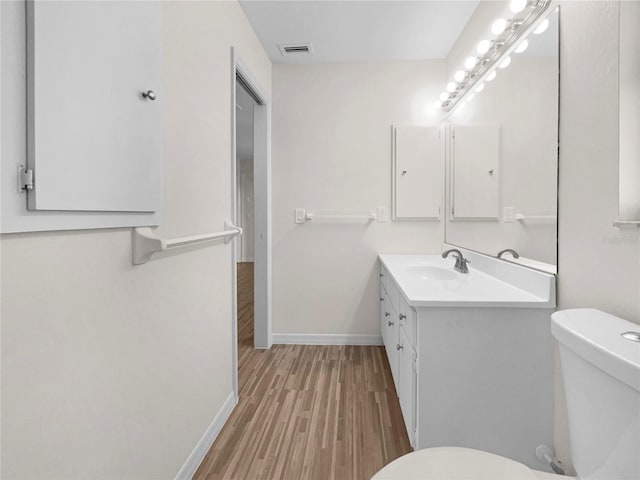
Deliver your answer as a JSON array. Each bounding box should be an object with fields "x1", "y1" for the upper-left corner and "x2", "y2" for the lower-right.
[{"x1": 551, "y1": 309, "x2": 640, "y2": 392}]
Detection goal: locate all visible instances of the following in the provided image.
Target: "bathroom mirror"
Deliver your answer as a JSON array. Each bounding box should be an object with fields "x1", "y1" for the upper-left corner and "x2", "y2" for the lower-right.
[
  {"x1": 618, "y1": 1, "x2": 640, "y2": 224},
  {"x1": 444, "y1": 8, "x2": 559, "y2": 272}
]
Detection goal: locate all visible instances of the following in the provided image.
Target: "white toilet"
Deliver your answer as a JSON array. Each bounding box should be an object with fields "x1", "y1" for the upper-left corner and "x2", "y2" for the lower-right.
[{"x1": 372, "y1": 308, "x2": 640, "y2": 479}]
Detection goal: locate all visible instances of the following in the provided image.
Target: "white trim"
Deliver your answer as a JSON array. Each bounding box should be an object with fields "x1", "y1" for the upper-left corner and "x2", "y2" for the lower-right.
[
  {"x1": 174, "y1": 392, "x2": 236, "y2": 480},
  {"x1": 230, "y1": 48, "x2": 240, "y2": 401},
  {"x1": 273, "y1": 334, "x2": 383, "y2": 346}
]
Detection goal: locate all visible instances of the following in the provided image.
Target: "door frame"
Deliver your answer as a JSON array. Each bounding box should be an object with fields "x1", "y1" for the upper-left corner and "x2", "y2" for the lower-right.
[{"x1": 230, "y1": 48, "x2": 272, "y2": 399}]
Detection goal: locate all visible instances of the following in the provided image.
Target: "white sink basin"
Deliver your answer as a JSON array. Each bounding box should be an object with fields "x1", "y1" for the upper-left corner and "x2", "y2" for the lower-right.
[{"x1": 404, "y1": 265, "x2": 459, "y2": 281}]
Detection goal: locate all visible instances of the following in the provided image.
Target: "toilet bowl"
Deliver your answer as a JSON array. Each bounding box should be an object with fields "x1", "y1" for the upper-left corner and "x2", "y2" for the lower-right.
[
  {"x1": 372, "y1": 446, "x2": 565, "y2": 479},
  {"x1": 372, "y1": 309, "x2": 640, "y2": 480}
]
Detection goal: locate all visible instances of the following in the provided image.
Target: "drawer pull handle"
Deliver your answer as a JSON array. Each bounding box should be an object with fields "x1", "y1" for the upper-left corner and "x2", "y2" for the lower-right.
[
  {"x1": 399, "y1": 313, "x2": 406, "y2": 320},
  {"x1": 142, "y1": 89, "x2": 157, "y2": 101},
  {"x1": 380, "y1": 297, "x2": 384, "y2": 302},
  {"x1": 397, "y1": 344, "x2": 403, "y2": 351},
  {"x1": 385, "y1": 312, "x2": 390, "y2": 317},
  {"x1": 379, "y1": 273, "x2": 383, "y2": 278},
  {"x1": 388, "y1": 321, "x2": 394, "y2": 326}
]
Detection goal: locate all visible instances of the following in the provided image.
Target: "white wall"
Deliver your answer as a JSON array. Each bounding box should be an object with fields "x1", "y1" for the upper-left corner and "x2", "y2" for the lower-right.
[
  {"x1": 619, "y1": 0, "x2": 640, "y2": 220},
  {"x1": 272, "y1": 61, "x2": 445, "y2": 337},
  {"x1": 558, "y1": 0, "x2": 639, "y2": 333},
  {"x1": 554, "y1": 0, "x2": 640, "y2": 470},
  {"x1": 0, "y1": 1, "x2": 271, "y2": 478}
]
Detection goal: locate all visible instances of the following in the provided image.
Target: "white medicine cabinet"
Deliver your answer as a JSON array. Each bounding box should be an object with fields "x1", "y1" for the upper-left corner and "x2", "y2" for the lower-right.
[
  {"x1": 392, "y1": 125, "x2": 444, "y2": 220},
  {"x1": 449, "y1": 124, "x2": 501, "y2": 220},
  {"x1": 2, "y1": 0, "x2": 162, "y2": 232}
]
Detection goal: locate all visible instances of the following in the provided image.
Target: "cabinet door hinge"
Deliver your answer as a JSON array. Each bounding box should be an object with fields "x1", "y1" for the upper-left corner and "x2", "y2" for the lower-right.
[{"x1": 18, "y1": 165, "x2": 34, "y2": 192}]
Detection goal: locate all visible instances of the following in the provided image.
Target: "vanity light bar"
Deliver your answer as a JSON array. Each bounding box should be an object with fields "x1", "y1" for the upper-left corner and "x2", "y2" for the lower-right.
[{"x1": 437, "y1": 0, "x2": 553, "y2": 112}]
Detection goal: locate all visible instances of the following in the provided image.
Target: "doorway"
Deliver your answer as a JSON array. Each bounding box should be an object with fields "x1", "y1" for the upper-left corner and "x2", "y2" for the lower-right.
[
  {"x1": 231, "y1": 51, "x2": 272, "y2": 399},
  {"x1": 235, "y1": 78, "x2": 258, "y2": 370}
]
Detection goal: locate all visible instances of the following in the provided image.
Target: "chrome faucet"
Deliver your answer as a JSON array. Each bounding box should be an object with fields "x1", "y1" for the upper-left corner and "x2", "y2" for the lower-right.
[
  {"x1": 442, "y1": 249, "x2": 470, "y2": 274},
  {"x1": 497, "y1": 248, "x2": 520, "y2": 259}
]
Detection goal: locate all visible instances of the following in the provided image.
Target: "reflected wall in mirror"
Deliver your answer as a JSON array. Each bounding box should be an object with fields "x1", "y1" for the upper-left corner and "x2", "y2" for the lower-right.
[
  {"x1": 444, "y1": 8, "x2": 559, "y2": 272},
  {"x1": 619, "y1": 1, "x2": 640, "y2": 222}
]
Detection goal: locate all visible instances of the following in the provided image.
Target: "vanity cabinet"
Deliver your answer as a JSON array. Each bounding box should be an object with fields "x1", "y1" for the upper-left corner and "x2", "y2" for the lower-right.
[
  {"x1": 379, "y1": 265, "x2": 418, "y2": 447},
  {"x1": 378, "y1": 257, "x2": 554, "y2": 468}
]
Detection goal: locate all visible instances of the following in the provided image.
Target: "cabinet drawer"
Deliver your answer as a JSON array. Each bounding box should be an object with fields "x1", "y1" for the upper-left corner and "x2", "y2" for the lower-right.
[
  {"x1": 379, "y1": 263, "x2": 388, "y2": 290},
  {"x1": 399, "y1": 294, "x2": 416, "y2": 349},
  {"x1": 385, "y1": 274, "x2": 401, "y2": 314},
  {"x1": 380, "y1": 284, "x2": 388, "y2": 343}
]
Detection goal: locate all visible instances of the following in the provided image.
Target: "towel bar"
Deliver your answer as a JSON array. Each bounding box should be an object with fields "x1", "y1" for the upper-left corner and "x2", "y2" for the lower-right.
[{"x1": 132, "y1": 222, "x2": 242, "y2": 265}]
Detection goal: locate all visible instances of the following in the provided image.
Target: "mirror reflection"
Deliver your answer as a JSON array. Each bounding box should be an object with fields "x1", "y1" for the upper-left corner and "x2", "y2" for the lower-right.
[
  {"x1": 619, "y1": 1, "x2": 640, "y2": 223},
  {"x1": 444, "y1": 8, "x2": 559, "y2": 272}
]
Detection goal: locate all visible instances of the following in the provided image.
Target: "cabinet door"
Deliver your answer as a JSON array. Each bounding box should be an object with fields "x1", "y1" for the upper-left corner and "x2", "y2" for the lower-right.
[
  {"x1": 451, "y1": 125, "x2": 500, "y2": 219},
  {"x1": 385, "y1": 302, "x2": 400, "y2": 390},
  {"x1": 398, "y1": 327, "x2": 417, "y2": 447},
  {"x1": 27, "y1": 1, "x2": 162, "y2": 212},
  {"x1": 393, "y1": 126, "x2": 443, "y2": 220}
]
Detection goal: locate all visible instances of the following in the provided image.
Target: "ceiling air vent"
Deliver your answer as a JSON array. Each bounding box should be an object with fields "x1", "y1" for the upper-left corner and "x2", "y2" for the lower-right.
[{"x1": 278, "y1": 43, "x2": 314, "y2": 56}]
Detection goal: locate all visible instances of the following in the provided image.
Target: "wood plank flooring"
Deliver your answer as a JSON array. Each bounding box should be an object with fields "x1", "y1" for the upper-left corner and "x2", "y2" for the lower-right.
[{"x1": 194, "y1": 262, "x2": 412, "y2": 480}]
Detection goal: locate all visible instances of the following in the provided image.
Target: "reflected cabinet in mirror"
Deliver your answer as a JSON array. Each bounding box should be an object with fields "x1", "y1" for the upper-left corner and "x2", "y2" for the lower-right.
[
  {"x1": 619, "y1": 1, "x2": 640, "y2": 224},
  {"x1": 444, "y1": 7, "x2": 559, "y2": 272}
]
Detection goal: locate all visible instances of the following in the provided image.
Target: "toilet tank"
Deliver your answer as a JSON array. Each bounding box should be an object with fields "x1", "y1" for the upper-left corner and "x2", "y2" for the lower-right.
[{"x1": 551, "y1": 309, "x2": 640, "y2": 480}]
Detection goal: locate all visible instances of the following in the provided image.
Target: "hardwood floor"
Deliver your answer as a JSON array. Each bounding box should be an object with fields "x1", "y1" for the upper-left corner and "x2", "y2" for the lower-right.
[{"x1": 194, "y1": 262, "x2": 412, "y2": 480}]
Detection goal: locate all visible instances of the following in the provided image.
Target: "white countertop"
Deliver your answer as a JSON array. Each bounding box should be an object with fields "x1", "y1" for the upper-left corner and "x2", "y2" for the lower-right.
[{"x1": 379, "y1": 253, "x2": 556, "y2": 308}]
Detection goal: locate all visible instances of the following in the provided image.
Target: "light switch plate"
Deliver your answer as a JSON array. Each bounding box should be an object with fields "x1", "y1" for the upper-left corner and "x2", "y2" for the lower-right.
[
  {"x1": 295, "y1": 208, "x2": 306, "y2": 224},
  {"x1": 377, "y1": 207, "x2": 389, "y2": 222}
]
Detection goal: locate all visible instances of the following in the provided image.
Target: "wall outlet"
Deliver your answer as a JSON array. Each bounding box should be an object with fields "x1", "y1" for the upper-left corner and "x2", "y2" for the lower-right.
[
  {"x1": 295, "y1": 208, "x2": 306, "y2": 224},
  {"x1": 377, "y1": 207, "x2": 389, "y2": 222},
  {"x1": 503, "y1": 206, "x2": 515, "y2": 223}
]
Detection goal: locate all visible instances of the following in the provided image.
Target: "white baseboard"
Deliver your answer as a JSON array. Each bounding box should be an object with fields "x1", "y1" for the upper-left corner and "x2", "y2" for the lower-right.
[
  {"x1": 174, "y1": 391, "x2": 236, "y2": 480},
  {"x1": 272, "y1": 333, "x2": 383, "y2": 346}
]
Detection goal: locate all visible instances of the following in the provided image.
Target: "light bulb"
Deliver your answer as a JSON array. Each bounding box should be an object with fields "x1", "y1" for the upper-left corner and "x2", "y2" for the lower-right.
[
  {"x1": 464, "y1": 56, "x2": 478, "y2": 70},
  {"x1": 466, "y1": 93, "x2": 475, "y2": 101},
  {"x1": 434, "y1": 100, "x2": 442, "y2": 109},
  {"x1": 454, "y1": 70, "x2": 466, "y2": 82},
  {"x1": 440, "y1": 92, "x2": 449, "y2": 101},
  {"x1": 476, "y1": 40, "x2": 491, "y2": 55},
  {"x1": 446, "y1": 82, "x2": 457, "y2": 93},
  {"x1": 499, "y1": 56, "x2": 511, "y2": 69},
  {"x1": 510, "y1": 0, "x2": 527, "y2": 13},
  {"x1": 486, "y1": 70, "x2": 497, "y2": 81},
  {"x1": 515, "y1": 39, "x2": 529, "y2": 53},
  {"x1": 492, "y1": 18, "x2": 507, "y2": 36},
  {"x1": 534, "y1": 18, "x2": 549, "y2": 34},
  {"x1": 475, "y1": 82, "x2": 485, "y2": 93}
]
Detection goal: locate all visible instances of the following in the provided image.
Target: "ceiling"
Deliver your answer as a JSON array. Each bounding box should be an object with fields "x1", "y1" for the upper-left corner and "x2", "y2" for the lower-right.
[{"x1": 239, "y1": 1, "x2": 480, "y2": 64}]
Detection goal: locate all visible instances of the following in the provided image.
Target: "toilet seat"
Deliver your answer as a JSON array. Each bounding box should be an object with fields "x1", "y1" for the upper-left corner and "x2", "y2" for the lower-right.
[{"x1": 372, "y1": 447, "x2": 538, "y2": 479}]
